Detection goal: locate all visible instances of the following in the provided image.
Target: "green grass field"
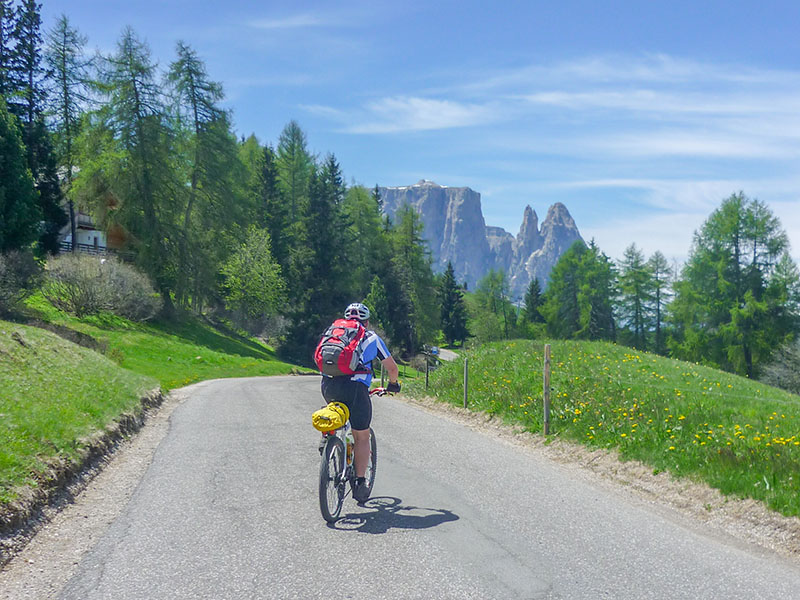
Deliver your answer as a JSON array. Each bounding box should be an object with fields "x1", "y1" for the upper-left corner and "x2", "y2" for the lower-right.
[{"x1": 408, "y1": 339, "x2": 800, "y2": 517}]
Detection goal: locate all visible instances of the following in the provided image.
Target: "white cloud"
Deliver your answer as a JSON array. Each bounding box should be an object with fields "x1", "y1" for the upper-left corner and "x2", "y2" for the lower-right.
[
  {"x1": 330, "y1": 96, "x2": 499, "y2": 134},
  {"x1": 247, "y1": 13, "x2": 329, "y2": 30}
]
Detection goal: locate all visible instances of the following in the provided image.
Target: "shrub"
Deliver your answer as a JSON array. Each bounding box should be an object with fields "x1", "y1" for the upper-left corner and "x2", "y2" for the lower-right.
[
  {"x1": 43, "y1": 254, "x2": 160, "y2": 321},
  {"x1": 0, "y1": 250, "x2": 42, "y2": 314},
  {"x1": 761, "y1": 338, "x2": 800, "y2": 395},
  {"x1": 103, "y1": 258, "x2": 162, "y2": 321}
]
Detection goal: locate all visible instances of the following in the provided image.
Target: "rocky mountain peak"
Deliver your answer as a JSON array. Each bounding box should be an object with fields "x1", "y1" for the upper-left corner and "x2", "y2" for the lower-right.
[
  {"x1": 515, "y1": 205, "x2": 543, "y2": 259},
  {"x1": 378, "y1": 182, "x2": 583, "y2": 296},
  {"x1": 541, "y1": 202, "x2": 577, "y2": 233}
]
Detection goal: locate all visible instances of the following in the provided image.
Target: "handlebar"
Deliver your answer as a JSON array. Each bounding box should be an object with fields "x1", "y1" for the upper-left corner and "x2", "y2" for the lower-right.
[{"x1": 370, "y1": 387, "x2": 394, "y2": 397}]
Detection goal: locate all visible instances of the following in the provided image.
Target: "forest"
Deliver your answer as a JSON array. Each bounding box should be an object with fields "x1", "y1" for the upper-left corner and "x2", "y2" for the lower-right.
[{"x1": 0, "y1": 2, "x2": 798, "y2": 388}]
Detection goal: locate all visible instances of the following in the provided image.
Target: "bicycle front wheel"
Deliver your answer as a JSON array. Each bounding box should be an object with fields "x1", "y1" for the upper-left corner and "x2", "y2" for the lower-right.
[{"x1": 319, "y1": 436, "x2": 345, "y2": 523}]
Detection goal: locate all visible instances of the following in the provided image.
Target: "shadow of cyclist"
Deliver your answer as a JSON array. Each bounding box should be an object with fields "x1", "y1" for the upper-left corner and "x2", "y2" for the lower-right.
[{"x1": 330, "y1": 496, "x2": 459, "y2": 534}]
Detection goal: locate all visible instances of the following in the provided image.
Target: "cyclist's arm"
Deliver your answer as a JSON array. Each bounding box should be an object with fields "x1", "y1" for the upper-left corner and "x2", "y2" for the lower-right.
[{"x1": 381, "y1": 356, "x2": 399, "y2": 384}]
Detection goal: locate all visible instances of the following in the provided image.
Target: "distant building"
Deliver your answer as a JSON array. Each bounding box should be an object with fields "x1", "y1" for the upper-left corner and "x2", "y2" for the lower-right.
[{"x1": 59, "y1": 211, "x2": 108, "y2": 255}]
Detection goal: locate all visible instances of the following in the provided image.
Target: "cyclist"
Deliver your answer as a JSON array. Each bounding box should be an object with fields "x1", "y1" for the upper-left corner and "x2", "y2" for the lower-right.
[{"x1": 320, "y1": 302, "x2": 400, "y2": 503}]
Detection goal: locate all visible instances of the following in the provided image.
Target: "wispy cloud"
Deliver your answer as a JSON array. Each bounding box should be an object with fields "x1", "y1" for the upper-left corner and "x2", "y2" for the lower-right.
[
  {"x1": 247, "y1": 13, "x2": 330, "y2": 30},
  {"x1": 308, "y1": 96, "x2": 500, "y2": 134}
]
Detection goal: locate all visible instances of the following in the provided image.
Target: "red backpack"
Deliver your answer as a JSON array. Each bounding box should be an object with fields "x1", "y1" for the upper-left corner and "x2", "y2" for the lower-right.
[{"x1": 314, "y1": 318, "x2": 369, "y2": 377}]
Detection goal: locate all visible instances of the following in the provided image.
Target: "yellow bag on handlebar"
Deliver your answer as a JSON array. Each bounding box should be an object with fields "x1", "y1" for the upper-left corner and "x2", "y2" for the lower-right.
[{"x1": 312, "y1": 401, "x2": 350, "y2": 432}]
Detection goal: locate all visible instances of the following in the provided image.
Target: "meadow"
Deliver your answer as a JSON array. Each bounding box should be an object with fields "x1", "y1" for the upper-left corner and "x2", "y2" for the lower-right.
[{"x1": 408, "y1": 340, "x2": 800, "y2": 516}]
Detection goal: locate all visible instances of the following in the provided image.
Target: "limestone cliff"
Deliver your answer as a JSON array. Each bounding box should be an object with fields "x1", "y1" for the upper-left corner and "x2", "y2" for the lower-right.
[{"x1": 378, "y1": 180, "x2": 583, "y2": 297}]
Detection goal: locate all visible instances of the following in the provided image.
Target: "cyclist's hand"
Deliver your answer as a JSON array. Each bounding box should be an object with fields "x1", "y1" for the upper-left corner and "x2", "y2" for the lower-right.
[{"x1": 387, "y1": 381, "x2": 401, "y2": 393}]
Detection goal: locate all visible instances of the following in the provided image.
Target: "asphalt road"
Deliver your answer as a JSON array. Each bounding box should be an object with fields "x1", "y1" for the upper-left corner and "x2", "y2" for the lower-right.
[{"x1": 56, "y1": 376, "x2": 800, "y2": 599}]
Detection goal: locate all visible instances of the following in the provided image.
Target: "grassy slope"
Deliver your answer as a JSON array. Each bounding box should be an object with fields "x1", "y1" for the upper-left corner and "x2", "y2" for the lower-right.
[
  {"x1": 25, "y1": 294, "x2": 309, "y2": 390},
  {"x1": 1, "y1": 296, "x2": 308, "y2": 508},
  {"x1": 0, "y1": 321, "x2": 157, "y2": 504},
  {"x1": 409, "y1": 339, "x2": 800, "y2": 516}
]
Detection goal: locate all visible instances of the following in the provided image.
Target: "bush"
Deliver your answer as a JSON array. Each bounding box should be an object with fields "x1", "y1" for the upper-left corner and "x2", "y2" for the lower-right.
[
  {"x1": 0, "y1": 250, "x2": 42, "y2": 315},
  {"x1": 103, "y1": 258, "x2": 162, "y2": 321},
  {"x1": 43, "y1": 254, "x2": 161, "y2": 321},
  {"x1": 761, "y1": 339, "x2": 800, "y2": 395}
]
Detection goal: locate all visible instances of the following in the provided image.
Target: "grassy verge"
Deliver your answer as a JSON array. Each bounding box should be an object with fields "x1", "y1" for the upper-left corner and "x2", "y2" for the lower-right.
[
  {"x1": 407, "y1": 339, "x2": 800, "y2": 517},
  {"x1": 1, "y1": 295, "x2": 309, "y2": 511},
  {"x1": 0, "y1": 321, "x2": 157, "y2": 505}
]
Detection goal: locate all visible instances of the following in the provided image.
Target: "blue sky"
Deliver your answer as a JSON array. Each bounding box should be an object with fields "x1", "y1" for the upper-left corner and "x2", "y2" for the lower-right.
[{"x1": 41, "y1": 0, "x2": 800, "y2": 264}]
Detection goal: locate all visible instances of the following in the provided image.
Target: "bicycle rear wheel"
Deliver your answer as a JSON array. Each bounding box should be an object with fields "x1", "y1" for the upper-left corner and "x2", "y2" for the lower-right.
[
  {"x1": 363, "y1": 428, "x2": 377, "y2": 499},
  {"x1": 319, "y1": 436, "x2": 345, "y2": 523}
]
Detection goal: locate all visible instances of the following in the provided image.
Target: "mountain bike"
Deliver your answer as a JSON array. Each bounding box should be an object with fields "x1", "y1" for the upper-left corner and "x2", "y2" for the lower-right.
[{"x1": 318, "y1": 387, "x2": 389, "y2": 523}]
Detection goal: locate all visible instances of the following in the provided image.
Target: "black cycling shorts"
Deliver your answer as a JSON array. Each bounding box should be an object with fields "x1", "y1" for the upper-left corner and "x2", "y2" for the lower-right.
[{"x1": 320, "y1": 376, "x2": 372, "y2": 431}]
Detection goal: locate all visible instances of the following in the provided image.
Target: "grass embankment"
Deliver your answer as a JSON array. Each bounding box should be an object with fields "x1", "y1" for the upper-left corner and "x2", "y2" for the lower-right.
[
  {"x1": 409, "y1": 340, "x2": 800, "y2": 517},
  {"x1": 0, "y1": 321, "x2": 157, "y2": 506},
  {"x1": 1, "y1": 296, "x2": 307, "y2": 510}
]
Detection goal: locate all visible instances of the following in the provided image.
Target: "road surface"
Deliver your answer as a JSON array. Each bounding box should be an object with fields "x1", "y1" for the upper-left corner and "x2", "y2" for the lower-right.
[{"x1": 6, "y1": 376, "x2": 800, "y2": 599}]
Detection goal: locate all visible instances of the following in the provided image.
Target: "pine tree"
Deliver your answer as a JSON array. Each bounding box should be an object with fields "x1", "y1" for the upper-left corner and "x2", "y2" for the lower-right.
[
  {"x1": 8, "y1": 0, "x2": 45, "y2": 126},
  {"x1": 0, "y1": 0, "x2": 16, "y2": 97},
  {"x1": 617, "y1": 243, "x2": 652, "y2": 350},
  {"x1": 541, "y1": 240, "x2": 616, "y2": 341},
  {"x1": 522, "y1": 277, "x2": 544, "y2": 324},
  {"x1": 647, "y1": 251, "x2": 672, "y2": 355},
  {"x1": 0, "y1": 95, "x2": 40, "y2": 251},
  {"x1": 167, "y1": 40, "x2": 242, "y2": 309},
  {"x1": 439, "y1": 261, "x2": 468, "y2": 345},
  {"x1": 669, "y1": 192, "x2": 798, "y2": 377},
  {"x1": 8, "y1": 0, "x2": 66, "y2": 253},
  {"x1": 45, "y1": 14, "x2": 93, "y2": 252},
  {"x1": 343, "y1": 185, "x2": 388, "y2": 296},
  {"x1": 364, "y1": 275, "x2": 389, "y2": 331},
  {"x1": 276, "y1": 119, "x2": 313, "y2": 222},
  {"x1": 391, "y1": 204, "x2": 439, "y2": 352},
  {"x1": 78, "y1": 27, "x2": 178, "y2": 310}
]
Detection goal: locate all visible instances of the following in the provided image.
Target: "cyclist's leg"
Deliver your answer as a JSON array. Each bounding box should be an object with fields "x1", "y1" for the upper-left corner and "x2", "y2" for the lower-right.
[
  {"x1": 348, "y1": 383, "x2": 372, "y2": 478},
  {"x1": 321, "y1": 377, "x2": 372, "y2": 478}
]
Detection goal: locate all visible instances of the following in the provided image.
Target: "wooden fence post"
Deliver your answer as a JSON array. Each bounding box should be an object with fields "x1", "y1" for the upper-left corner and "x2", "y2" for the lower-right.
[
  {"x1": 543, "y1": 344, "x2": 551, "y2": 435},
  {"x1": 463, "y1": 357, "x2": 469, "y2": 409}
]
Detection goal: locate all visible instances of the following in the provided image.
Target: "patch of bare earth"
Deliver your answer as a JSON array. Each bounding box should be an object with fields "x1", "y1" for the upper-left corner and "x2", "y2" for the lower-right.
[{"x1": 404, "y1": 395, "x2": 800, "y2": 563}]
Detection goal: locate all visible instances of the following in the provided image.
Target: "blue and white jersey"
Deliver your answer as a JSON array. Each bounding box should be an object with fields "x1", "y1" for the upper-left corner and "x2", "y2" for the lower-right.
[{"x1": 351, "y1": 330, "x2": 391, "y2": 387}]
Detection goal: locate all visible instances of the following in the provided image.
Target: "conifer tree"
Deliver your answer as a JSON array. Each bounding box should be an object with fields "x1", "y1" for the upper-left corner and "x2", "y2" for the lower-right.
[
  {"x1": 541, "y1": 240, "x2": 616, "y2": 341},
  {"x1": 78, "y1": 27, "x2": 178, "y2": 310},
  {"x1": 391, "y1": 204, "x2": 439, "y2": 352},
  {"x1": 669, "y1": 193, "x2": 799, "y2": 377},
  {"x1": 439, "y1": 261, "x2": 468, "y2": 345},
  {"x1": 8, "y1": 0, "x2": 66, "y2": 253},
  {"x1": 0, "y1": 0, "x2": 16, "y2": 97},
  {"x1": 276, "y1": 119, "x2": 313, "y2": 222},
  {"x1": 167, "y1": 41, "x2": 242, "y2": 308},
  {"x1": 0, "y1": 95, "x2": 39, "y2": 251},
  {"x1": 45, "y1": 14, "x2": 93, "y2": 251},
  {"x1": 617, "y1": 243, "x2": 652, "y2": 350},
  {"x1": 647, "y1": 250, "x2": 672, "y2": 355},
  {"x1": 522, "y1": 277, "x2": 544, "y2": 324}
]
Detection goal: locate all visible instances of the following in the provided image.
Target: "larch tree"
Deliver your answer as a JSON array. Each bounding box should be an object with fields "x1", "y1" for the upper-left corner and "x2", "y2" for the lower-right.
[
  {"x1": 79, "y1": 27, "x2": 178, "y2": 310},
  {"x1": 167, "y1": 41, "x2": 242, "y2": 310},
  {"x1": 45, "y1": 14, "x2": 93, "y2": 251},
  {"x1": 669, "y1": 192, "x2": 799, "y2": 377}
]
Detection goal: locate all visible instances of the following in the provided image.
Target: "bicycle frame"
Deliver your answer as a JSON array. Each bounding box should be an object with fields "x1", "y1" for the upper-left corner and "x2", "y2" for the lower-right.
[
  {"x1": 323, "y1": 421, "x2": 355, "y2": 488},
  {"x1": 318, "y1": 387, "x2": 387, "y2": 522}
]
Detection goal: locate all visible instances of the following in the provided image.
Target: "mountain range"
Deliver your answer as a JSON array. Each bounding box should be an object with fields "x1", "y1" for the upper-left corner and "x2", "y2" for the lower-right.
[{"x1": 377, "y1": 180, "x2": 584, "y2": 298}]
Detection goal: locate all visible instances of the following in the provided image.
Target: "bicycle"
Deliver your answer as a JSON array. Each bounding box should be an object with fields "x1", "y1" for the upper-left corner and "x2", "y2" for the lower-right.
[{"x1": 318, "y1": 387, "x2": 390, "y2": 523}]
